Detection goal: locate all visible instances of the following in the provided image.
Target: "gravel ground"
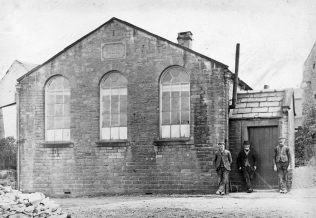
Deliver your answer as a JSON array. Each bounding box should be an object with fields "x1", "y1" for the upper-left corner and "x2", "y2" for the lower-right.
[{"x1": 54, "y1": 188, "x2": 316, "y2": 218}]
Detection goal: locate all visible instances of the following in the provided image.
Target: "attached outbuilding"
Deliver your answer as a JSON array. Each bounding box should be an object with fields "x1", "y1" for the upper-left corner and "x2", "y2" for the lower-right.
[{"x1": 229, "y1": 89, "x2": 295, "y2": 190}]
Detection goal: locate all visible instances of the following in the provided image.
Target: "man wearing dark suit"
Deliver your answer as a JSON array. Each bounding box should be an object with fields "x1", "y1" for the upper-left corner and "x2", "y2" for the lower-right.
[
  {"x1": 214, "y1": 142, "x2": 232, "y2": 195},
  {"x1": 237, "y1": 141, "x2": 257, "y2": 193}
]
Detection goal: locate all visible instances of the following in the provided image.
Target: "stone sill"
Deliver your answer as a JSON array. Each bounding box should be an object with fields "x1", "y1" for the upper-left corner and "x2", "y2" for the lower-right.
[
  {"x1": 41, "y1": 141, "x2": 74, "y2": 148},
  {"x1": 96, "y1": 140, "x2": 129, "y2": 147},
  {"x1": 154, "y1": 138, "x2": 193, "y2": 146}
]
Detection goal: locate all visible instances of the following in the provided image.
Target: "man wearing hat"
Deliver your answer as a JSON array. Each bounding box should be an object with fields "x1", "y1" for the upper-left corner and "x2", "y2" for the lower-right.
[
  {"x1": 237, "y1": 140, "x2": 257, "y2": 193},
  {"x1": 214, "y1": 142, "x2": 232, "y2": 195},
  {"x1": 273, "y1": 137, "x2": 291, "y2": 193}
]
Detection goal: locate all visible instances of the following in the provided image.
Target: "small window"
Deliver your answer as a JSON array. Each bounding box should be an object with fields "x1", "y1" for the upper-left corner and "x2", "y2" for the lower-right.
[
  {"x1": 160, "y1": 67, "x2": 190, "y2": 138},
  {"x1": 313, "y1": 63, "x2": 315, "y2": 69},
  {"x1": 100, "y1": 72, "x2": 127, "y2": 140},
  {"x1": 45, "y1": 76, "x2": 70, "y2": 142}
]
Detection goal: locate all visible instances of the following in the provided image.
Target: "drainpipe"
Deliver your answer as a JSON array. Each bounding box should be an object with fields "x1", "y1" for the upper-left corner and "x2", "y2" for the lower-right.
[
  {"x1": 16, "y1": 83, "x2": 20, "y2": 190},
  {"x1": 229, "y1": 43, "x2": 240, "y2": 109}
]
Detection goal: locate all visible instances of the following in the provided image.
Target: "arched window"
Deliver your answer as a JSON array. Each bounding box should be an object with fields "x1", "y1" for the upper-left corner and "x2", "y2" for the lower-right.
[
  {"x1": 45, "y1": 76, "x2": 70, "y2": 141},
  {"x1": 100, "y1": 72, "x2": 127, "y2": 140},
  {"x1": 160, "y1": 67, "x2": 190, "y2": 138}
]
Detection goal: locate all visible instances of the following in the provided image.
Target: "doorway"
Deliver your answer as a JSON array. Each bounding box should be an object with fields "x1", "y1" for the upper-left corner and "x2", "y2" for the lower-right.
[{"x1": 248, "y1": 126, "x2": 278, "y2": 189}]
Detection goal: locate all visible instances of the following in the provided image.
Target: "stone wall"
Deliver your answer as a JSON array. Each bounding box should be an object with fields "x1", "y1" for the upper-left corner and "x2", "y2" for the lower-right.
[
  {"x1": 302, "y1": 42, "x2": 316, "y2": 128},
  {"x1": 18, "y1": 19, "x2": 232, "y2": 196}
]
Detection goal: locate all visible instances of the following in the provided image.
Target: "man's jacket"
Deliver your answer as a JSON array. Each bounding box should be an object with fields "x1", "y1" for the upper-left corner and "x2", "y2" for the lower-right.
[
  {"x1": 274, "y1": 145, "x2": 291, "y2": 163},
  {"x1": 237, "y1": 150, "x2": 257, "y2": 169},
  {"x1": 214, "y1": 150, "x2": 232, "y2": 171}
]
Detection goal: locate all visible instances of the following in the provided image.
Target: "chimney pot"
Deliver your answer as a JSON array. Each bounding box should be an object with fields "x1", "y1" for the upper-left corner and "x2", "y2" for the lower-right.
[
  {"x1": 264, "y1": 85, "x2": 270, "y2": 89},
  {"x1": 177, "y1": 31, "x2": 193, "y2": 49}
]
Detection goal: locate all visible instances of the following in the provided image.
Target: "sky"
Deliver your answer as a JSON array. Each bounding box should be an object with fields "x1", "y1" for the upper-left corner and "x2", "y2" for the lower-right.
[{"x1": 0, "y1": 0, "x2": 315, "y2": 90}]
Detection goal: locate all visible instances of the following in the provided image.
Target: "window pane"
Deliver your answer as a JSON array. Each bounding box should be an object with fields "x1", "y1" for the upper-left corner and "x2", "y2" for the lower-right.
[
  {"x1": 171, "y1": 111, "x2": 180, "y2": 124},
  {"x1": 54, "y1": 78, "x2": 64, "y2": 90},
  {"x1": 110, "y1": 127, "x2": 119, "y2": 139},
  {"x1": 55, "y1": 104, "x2": 63, "y2": 116},
  {"x1": 47, "y1": 117, "x2": 54, "y2": 129},
  {"x1": 111, "y1": 95, "x2": 119, "y2": 114},
  {"x1": 171, "y1": 125, "x2": 180, "y2": 138},
  {"x1": 181, "y1": 111, "x2": 190, "y2": 124},
  {"x1": 47, "y1": 104, "x2": 54, "y2": 116},
  {"x1": 46, "y1": 94, "x2": 55, "y2": 104},
  {"x1": 56, "y1": 94, "x2": 63, "y2": 103},
  {"x1": 119, "y1": 127, "x2": 127, "y2": 139},
  {"x1": 180, "y1": 125, "x2": 190, "y2": 137},
  {"x1": 179, "y1": 72, "x2": 189, "y2": 83},
  {"x1": 101, "y1": 128, "x2": 111, "y2": 140},
  {"x1": 101, "y1": 78, "x2": 111, "y2": 89},
  {"x1": 55, "y1": 117, "x2": 63, "y2": 129},
  {"x1": 181, "y1": 90, "x2": 189, "y2": 97},
  {"x1": 111, "y1": 113, "x2": 119, "y2": 126},
  {"x1": 161, "y1": 125, "x2": 170, "y2": 138},
  {"x1": 46, "y1": 130, "x2": 54, "y2": 141},
  {"x1": 102, "y1": 96, "x2": 111, "y2": 113},
  {"x1": 181, "y1": 96, "x2": 190, "y2": 111},
  {"x1": 64, "y1": 95, "x2": 70, "y2": 104},
  {"x1": 162, "y1": 112, "x2": 170, "y2": 125},
  {"x1": 54, "y1": 129, "x2": 63, "y2": 141},
  {"x1": 120, "y1": 95, "x2": 127, "y2": 113},
  {"x1": 162, "y1": 72, "x2": 172, "y2": 83},
  {"x1": 171, "y1": 91, "x2": 180, "y2": 98},
  {"x1": 120, "y1": 113, "x2": 127, "y2": 126},
  {"x1": 64, "y1": 104, "x2": 70, "y2": 116},
  {"x1": 162, "y1": 92, "x2": 170, "y2": 112},
  {"x1": 64, "y1": 117, "x2": 70, "y2": 128},
  {"x1": 102, "y1": 113, "x2": 110, "y2": 127},
  {"x1": 171, "y1": 95, "x2": 180, "y2": 111}
]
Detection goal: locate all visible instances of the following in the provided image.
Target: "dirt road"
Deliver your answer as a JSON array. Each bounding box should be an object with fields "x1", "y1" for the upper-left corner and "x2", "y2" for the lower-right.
[{"x1": 54, "y1": 187, "x2": 316, "y2": 218}]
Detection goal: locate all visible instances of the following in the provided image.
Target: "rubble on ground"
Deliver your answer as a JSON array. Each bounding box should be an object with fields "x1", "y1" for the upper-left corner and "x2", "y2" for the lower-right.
[{"x1": 0, "y1": 184, "x2": 69, "y2": 218}]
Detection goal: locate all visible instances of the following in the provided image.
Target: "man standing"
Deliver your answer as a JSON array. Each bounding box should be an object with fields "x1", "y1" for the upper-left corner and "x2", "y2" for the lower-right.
[
  {"x1": 214, "y1": 142, "x2": 232, "y2": 195},
  {"x1": 237, "y1": 141, "x2": 257, "y2": 193},
  {"x1": 273, "y1": 137, "x2": 291, "y2": 194}
]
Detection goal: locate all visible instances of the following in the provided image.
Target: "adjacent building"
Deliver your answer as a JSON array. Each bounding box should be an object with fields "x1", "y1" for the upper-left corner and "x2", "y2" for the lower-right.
[
  {"x1": 302, "y1": 41, "x2": 316, "y2": 128},
  {"x1": 0, "y1": 60, "x2": 37, "y2": 138},
  {"x1": 229, "y1": 89, "x2": 295, "y2": 190}
]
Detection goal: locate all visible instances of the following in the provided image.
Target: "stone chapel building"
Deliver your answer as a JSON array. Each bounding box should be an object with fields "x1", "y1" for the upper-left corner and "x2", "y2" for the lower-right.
[{"x1": 16, "y1": 17, "x2": 253, "y2": 196}]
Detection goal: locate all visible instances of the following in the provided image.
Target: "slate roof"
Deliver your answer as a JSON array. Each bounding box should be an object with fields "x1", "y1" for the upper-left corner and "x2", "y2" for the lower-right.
[{"x1": 229, "y1": 89, "x2": 294, "y2": 119}]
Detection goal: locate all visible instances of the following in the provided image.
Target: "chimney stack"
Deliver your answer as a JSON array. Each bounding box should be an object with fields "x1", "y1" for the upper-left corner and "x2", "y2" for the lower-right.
[
  {"x1": 264, "y1": 85, "x2": 270, "y2": 89},
  {"x1": 177, "y1": 31, "x2": 193, "y2": 49}
]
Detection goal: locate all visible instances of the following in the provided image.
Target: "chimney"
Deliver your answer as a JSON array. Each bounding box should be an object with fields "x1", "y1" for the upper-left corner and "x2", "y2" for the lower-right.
[
  {"x1": 177, "y1": 31, "x2": 193, "y2": 49},
  {"x1": 264, "y1": 85, "x2": 270, "y2": 89}
]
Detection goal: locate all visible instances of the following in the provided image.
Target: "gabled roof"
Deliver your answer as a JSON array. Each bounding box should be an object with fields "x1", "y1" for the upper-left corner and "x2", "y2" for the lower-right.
[
  {"x1": 304, "y1": 41, "x2": 316, "y2": 65},
  {"x1": 1, "y1": 60, "x2": 37, "y2": 80},
  {"x1": 18, "y1": 17, "x2": 232, "y2": 82},
  {"x1": 229, "y1": 89, "x2": 294, "y2": 119}
]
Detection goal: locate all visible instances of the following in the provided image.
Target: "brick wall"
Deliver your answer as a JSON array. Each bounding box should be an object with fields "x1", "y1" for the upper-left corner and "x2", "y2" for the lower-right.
[{"x1": 18, "y1": 20, "x2": 231, "y2": 196}]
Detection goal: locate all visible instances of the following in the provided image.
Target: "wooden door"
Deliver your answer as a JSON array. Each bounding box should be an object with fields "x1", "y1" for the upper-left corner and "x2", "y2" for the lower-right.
[{"x1": 248, "y1": 126, "x2": 278, "y2": 189}]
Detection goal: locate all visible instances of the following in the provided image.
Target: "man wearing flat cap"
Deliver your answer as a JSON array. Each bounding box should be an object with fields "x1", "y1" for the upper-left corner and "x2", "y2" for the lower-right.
[
  {"x1": 273, "y1": 137, "x2": 291, "y2": 194},
  {"x1": 214, "y1": 142, "x2": 232, "y2": 195},
  {"x1": 237, "y1": 141, "x2": 257, "y2": 193}
]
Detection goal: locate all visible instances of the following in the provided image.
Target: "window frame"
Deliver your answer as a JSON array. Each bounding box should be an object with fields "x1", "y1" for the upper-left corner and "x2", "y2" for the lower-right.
[
  {"x1": 99, "y1": 71, "x2": 128, "y2": 141},
  {"x1": 159, "y1": 67, "x2": 190, "y2": 139},
  {"x1": 44, "y1": 75, "x2": 71, "y2": 142}
]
